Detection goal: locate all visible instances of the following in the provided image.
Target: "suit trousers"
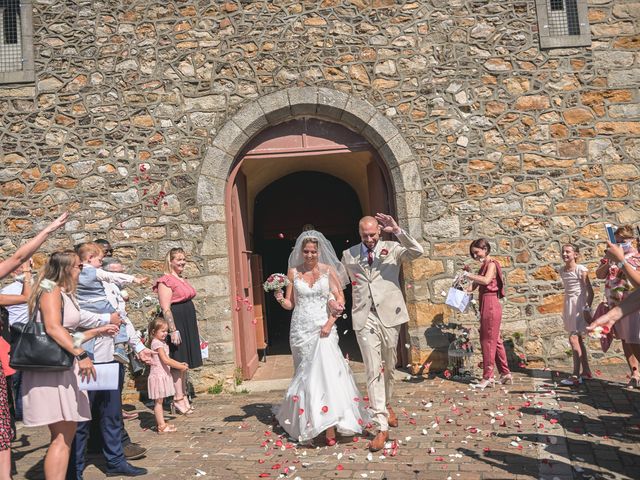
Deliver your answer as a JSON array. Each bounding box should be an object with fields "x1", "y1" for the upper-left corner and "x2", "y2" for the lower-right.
[
  {"x1": 355, "y1": 310, "x2": 400, "y2": 431},
  {"x1": 479, "y1": 294, "x2": 510, "y2": 380},
  {"x1": 67, "y1": 364, "x2": 127, "y2": 479}
]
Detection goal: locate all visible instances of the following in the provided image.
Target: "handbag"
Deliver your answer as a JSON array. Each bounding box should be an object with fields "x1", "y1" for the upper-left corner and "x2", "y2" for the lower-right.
[
  {"x1": 445, "y1": 287, "x2": 471, "y2": 313},
  {"x1": 9, "y1": 292, "x2": 74, "y2": 371}
]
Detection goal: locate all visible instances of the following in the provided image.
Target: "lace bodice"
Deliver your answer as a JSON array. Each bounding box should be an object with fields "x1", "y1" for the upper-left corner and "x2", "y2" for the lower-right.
[{"x1": 289, "y1": 272, "x2": 335, "y2": 371}]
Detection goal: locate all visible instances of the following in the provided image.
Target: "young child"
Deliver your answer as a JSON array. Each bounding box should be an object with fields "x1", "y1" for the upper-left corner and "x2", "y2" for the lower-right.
[
  {"x1": 147, "y1": 317, "x2": 190, "y2": 433},
  {"x1": 75, "y1": 242, "x2": 146, "y2": 360},
  {"x1": 558, "y1": 243, "x2": 594, "y2": 385}
]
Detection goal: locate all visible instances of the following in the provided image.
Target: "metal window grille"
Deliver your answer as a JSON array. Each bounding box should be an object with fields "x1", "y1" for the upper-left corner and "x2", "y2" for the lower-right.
[
  {"x1": 0, "y1": 0, "x2": 22, "y2": 72},
  {"x1": 546, "y1": 0, "x2": 580, "y2": 36},
  {"x1": 535, "y1": 0, "x2": 591, "y2": 49}
]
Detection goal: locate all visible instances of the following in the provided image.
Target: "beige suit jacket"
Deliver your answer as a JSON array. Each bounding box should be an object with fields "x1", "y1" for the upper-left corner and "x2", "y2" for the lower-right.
[{"x1": 341, "y1": 231, "x2": 423, "y2": 332}]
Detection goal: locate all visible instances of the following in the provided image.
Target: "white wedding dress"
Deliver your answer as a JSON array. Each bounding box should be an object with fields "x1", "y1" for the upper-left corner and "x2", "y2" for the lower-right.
[{"x1": 274, "y1": 270, "x2": 369, "y2": 443}]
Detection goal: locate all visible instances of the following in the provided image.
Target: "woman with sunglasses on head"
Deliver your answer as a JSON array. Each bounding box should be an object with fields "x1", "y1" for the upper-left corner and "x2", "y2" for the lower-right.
[
  {"x1": 463, "y1": 238, "x2": 511, "y2": 390},
  {"x1": 0, "y1": 212, "x2": 69, "y2": 478},
  {"x1": 20, "y1": 251, "x2": 119, "y2": 480}
]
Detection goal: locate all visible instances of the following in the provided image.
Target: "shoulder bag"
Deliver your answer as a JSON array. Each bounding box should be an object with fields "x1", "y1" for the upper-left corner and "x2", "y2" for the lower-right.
[{"x1": 9, "y1": 291, "x2": 74, "y2": 371}]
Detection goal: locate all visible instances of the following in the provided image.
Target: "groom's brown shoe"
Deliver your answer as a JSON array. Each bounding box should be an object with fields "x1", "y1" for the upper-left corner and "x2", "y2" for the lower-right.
[
  {"x1": 368, "y1": 431, "x2": 389, "y2": 452},
  {"x1": 387, "y1": 405, "x2": 398, "y2": 428}
]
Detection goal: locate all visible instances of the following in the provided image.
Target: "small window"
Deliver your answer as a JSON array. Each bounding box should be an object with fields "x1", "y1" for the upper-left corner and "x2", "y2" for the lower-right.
[
  {"x1": 0, "y1": 0, "x2": 34, "y2": 84},
  {"x1": 535, "y1": 0, "x2": 591, "y2": 49}
]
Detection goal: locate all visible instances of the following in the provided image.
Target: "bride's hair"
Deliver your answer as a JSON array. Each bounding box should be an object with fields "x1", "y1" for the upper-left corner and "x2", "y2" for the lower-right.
[
  {"x1": 302, "y1": 223, "x2": 315, "y2": 231},
  {"x1": 301, "y1": 237, "x2": 318, "y2": 249}
]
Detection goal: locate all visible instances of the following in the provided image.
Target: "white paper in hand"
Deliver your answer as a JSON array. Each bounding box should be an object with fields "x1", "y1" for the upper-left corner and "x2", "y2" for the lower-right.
[{"x1": 78, "y1": 363, "x2": 119, "y2": 391}]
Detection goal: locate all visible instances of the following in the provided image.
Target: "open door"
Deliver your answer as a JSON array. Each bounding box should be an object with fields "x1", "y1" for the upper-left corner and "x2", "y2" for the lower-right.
[
  {"x1": 251, "y1": 253, "x2": 268, "y2": 359},
  {"x1": 367, "y1": 159, "x2": 409, "y2": 369},
  {"x1": 229, "y1": 171, "x2": 259, "y2": 379}
]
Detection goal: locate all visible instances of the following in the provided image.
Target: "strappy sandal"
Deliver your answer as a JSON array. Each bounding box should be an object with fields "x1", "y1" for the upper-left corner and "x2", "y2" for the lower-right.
[{"x1": 157, "y1": 423, "x2": 177, "y2": 434}]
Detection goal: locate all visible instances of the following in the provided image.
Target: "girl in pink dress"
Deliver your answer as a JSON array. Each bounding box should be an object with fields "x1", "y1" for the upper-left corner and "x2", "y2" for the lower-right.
[
  {"x1": 147, "y1": 317, "x2": 189, "y2": 433},
  {"x1": 557, "y1": 244, "x2": 594, "y2": 385}
]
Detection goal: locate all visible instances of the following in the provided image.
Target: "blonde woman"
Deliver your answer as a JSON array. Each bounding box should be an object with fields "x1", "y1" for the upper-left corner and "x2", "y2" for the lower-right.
[
  {"x1": 21, "y1": 251, "x2": 118, "y2": 480},
  {"x1": 153, "y1": 248, "x2": 200, "y2": 415}
]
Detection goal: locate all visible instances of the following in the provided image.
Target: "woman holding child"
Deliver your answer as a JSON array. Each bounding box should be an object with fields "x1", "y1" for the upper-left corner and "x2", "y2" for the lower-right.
[{"x1": 595, "y1": 225, "x2": 640, "y2": 388}]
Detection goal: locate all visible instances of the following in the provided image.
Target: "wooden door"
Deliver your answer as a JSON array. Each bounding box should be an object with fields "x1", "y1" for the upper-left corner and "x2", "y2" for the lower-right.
[
  {"x1": 229, "y1": 172, "x2": 259, "y2": 379},
  {"x1": 367, "y1": 159, "x2": 409, "y2": 369},
  {"x1": 251, "y1": 254, "x2": 268, "y2": 353}
]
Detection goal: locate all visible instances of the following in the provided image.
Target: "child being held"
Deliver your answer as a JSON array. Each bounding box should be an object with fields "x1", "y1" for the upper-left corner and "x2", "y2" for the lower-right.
[{"x1": 75, "y1": 242, "x2": 147, "y2": 360}]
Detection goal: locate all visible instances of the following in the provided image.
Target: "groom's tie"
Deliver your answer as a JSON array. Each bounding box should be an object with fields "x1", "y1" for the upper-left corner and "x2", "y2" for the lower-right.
[{"x1": 367, "y1": 247, "x2": 374, "y2": 266}]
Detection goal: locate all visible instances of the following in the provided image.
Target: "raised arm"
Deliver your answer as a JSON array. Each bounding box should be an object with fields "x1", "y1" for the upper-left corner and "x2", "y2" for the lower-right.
[
  {"x1": 605, "y1": 242, "x2": 640, "y2": 288},
  {"x1": 0, "y1": 212, "x2": 69, "y2": 279},
  {"x1": 375, "y1": 213, "x2": 423, "y2": 261}
]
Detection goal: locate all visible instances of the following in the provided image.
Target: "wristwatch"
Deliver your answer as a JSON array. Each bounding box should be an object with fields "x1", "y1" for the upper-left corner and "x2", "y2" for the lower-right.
[
  {"x1": 617, "y1": 259, "x2": 627, "y2": 268},
  {"x1": 75, "y1": 351, "x2": 89, "y2": 361}
]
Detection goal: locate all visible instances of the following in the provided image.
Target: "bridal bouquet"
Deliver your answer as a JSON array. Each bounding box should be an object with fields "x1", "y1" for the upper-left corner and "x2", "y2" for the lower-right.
[{"x1": 263, "y1": 273, "x2": 290, "y2": 292}]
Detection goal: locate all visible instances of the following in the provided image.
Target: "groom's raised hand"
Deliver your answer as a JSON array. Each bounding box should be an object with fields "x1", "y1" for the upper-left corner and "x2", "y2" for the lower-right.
[{"x1": 375, "y1": 213, "x2": 401, "y2": 235}]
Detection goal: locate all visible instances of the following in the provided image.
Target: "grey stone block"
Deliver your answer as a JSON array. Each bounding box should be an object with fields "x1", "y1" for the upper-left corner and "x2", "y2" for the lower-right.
[
  {"x1": 361, "y1": 112, "x2": 399, "y2": 149},
  {"x1": 231, "y1": 100, "x2": 269, "y2": 140},
  {"x1": 196, "y1": 175, "x2": 226, "y2": 206},
  {"x1": 212, "y1": 120, "x2": 250, "y2": 156},
  {"x1": 258, "y1": 89, "x2": 292, "y2": 126},
  {"x1": 200, "y1": 223, "x2": 229, "y2": 257},
  {"x1": 395, "y1": 191, "x2": 422, "y2": 220},
  {"x1": 288, "y1": 87, "x2": 318, "y2": 116},
  {"x1": 340, "y1": 95, "x2": 377, "y2": 134},
  {"x1": 317, "y1": 87, "x2": 349, "y2": 121},
  {"x1": 200, "y1": 145, "x2": 233, "y2": 180},
  {"x1": 379, "y1": 133, "x2": 415, "y2": 168}
]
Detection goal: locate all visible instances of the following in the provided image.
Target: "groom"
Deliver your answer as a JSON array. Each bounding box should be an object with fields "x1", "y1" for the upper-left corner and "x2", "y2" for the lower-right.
[{"x1": 335, "y1": 213, "x2": 423, "y2": 451}]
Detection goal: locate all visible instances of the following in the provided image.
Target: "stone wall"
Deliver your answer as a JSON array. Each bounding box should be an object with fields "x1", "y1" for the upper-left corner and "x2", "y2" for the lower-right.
[{"x1": 1, "y1": 0, "x2": 639, "y2": 381}]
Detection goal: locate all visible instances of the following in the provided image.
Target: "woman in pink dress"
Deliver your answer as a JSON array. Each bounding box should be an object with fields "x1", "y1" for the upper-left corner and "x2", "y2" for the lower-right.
[
  {"x1": 153, "y1": 248, "x2": 200, "y2": 414},
  {"x1": 0, "y1": 212, "x2": 68, "y2": 478},
  {"x1": 21, "y1": 250, "x2": 118, "y2": 479},
  {"x1": 464, "y1": 238, "x2": 511, "y2": 390}
]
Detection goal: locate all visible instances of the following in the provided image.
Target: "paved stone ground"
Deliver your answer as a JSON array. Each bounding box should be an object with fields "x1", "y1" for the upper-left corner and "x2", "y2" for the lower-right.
[{"x1": 10, "y1": 365, "x2": 640, "y2": 479}]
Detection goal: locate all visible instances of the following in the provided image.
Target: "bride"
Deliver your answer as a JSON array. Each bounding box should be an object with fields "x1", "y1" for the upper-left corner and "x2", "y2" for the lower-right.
[{"x1": 273, "y1": 229, "x2": 369, "y2": 445}]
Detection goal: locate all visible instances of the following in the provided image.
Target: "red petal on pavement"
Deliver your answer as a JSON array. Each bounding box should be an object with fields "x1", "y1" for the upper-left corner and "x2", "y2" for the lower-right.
[
  {"x1": 483, "y1": 447, "x2": 491, "y2": 453},
  {"x1": 258, "y1": 474, "x2": 270, "y2": 478},
  {"x1": 275, "y1": 440, "x2": 283, "y2": 447},
  {"x1": 271, "y1": 464, "x2": 281, "y2": 469},
  {"x1": 336, "y1": 465, "x2": 344, "y2": 471},
  {"x1": 435, "y1": 456, "x2": 444, "y2": 461},
  {"x1": 353, "y1": 437, "x2": 359, "y2": 442},
  {"x1": 549, "y1": 419, "x2": 558, "y2": 424},
  {"x1": 408, "y1": 418, "x2": 416, "y2": 425},
  {"x1": 258, "y1": 459, "x2": 265, "y2": 464},
  {"x1": 595, "y1": 369, "x2": 602, "y2": 376}
]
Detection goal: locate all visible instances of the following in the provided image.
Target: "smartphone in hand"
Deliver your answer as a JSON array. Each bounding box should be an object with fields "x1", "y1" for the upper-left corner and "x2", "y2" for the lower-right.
[{"x1": 605, "y1": 224, "x2": 617, "y2": 244}]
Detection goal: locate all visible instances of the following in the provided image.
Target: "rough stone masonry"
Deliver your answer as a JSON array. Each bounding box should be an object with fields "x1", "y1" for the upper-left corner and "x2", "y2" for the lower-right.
[{"x1": 0, "y1": 1, "x2": 638, "y2": 386}]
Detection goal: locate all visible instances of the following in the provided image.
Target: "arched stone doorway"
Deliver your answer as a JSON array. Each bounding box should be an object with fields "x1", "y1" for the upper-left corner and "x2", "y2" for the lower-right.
[{"x1": 196, "y1": 87, "x2": 422, "y2": 380}]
